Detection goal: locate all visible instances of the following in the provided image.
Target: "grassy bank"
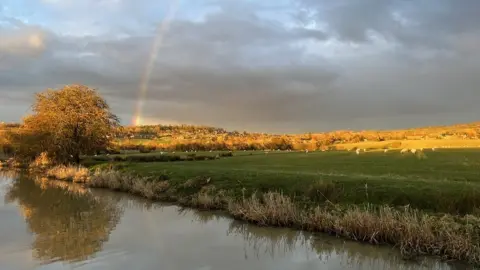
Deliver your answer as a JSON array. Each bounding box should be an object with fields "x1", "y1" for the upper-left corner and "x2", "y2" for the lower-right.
[
  {"x1": 87, "y1": 149, "x2": 480, "y2": 215},
  {"x1": 43, "y1": 165, "x2": 480, "y2": 265}
]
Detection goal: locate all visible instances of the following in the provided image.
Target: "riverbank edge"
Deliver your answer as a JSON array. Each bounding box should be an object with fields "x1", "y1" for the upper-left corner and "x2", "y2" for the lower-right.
[{"x1": 39, "y1": 165, "x2": 480, "y2": 266}]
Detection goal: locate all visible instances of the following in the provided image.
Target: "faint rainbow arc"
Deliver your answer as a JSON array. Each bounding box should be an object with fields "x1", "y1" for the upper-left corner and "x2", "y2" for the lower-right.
[{"x1": 133, "y1": 0, "x2": 180, "y2": 126}]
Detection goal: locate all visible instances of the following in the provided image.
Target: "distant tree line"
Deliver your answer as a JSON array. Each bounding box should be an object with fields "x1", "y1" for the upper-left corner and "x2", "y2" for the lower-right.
[{"x1": 112, "y1": 123, "x2": 480, "y2": 152}]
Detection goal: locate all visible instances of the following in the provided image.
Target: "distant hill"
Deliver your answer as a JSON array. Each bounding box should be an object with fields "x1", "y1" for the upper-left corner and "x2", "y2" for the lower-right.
[
  {"x1": 113, "y1": 121, "x2": 480, "y2": 151},
  {"x1": 2, "y1": 121, "x2": 479, "y2": 152}
]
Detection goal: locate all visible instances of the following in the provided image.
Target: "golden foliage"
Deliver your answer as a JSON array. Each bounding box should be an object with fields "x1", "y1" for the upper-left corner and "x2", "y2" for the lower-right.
[
  {"x1": 12, "y1": 84, "x2": 119, "y2": 164},
  {"x1": 46, "y1": 165, "x2": 90, "y2": 183},
  {"x1": 113, "y1": 122, "x2": 480, "y2": 151}
]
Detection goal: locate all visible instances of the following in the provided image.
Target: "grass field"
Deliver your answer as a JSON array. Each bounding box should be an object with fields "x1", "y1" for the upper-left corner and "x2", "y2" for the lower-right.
[
  {"x1": 335, "y1": 139, "x2": 480, "y2": 151},
  {"x1": 91, "y1": 148, "x2": 480, "y2": 215}
]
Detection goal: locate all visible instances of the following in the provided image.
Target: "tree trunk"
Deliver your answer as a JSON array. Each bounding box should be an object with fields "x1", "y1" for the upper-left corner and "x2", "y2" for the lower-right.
[
  {"x1": 74, "y1": 153, "x2": 80, "y2": 164},
  {"x1": 72, "y1": 123, "x2": 81, "y2": 164}
]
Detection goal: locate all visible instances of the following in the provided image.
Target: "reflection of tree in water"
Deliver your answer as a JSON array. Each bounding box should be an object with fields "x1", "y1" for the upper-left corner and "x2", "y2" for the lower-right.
[
  {"x1": 0, "y1": 170, "x2": 19, "y2": 180},
  {"x1": 4, "y1": 176, "x2": 123, "y2": 264}
]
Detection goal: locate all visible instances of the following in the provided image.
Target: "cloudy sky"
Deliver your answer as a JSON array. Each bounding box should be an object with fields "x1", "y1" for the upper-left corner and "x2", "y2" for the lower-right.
[{"x1": 0, "y1": 0, "x2": 479, "y2": 133}]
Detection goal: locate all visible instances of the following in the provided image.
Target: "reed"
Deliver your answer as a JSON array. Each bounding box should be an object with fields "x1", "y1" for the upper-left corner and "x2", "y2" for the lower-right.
[{"x1": 46, "y1": 165, "x2": 90, "y2": 183}]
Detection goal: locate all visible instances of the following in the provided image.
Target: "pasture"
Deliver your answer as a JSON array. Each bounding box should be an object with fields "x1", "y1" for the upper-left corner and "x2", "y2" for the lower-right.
[{"x1": 95, "y1": 148, "x2": 480, "y2": 215}]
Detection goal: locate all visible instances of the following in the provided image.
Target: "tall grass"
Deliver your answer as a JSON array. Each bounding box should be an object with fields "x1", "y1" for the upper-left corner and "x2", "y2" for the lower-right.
[
  {"x1": 46, "y1": 165, "x2": 90, "y2": 183},
  {"x1": 89, "y1": 170, "x2": 170, "y2": 200}
]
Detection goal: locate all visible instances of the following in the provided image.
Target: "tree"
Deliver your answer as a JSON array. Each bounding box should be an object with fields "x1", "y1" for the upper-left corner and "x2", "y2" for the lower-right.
[{"x1": 15, "y1": 84, "x2": 119, "y2": 164}]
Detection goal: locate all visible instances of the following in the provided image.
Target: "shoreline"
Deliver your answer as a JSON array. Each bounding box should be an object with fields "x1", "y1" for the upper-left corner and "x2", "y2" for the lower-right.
[{"x1": 38, "y1": 165, "x2": 480, "y2": 267}]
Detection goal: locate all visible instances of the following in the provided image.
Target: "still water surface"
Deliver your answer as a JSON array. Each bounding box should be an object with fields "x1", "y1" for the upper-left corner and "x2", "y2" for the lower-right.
[{"x1": 0, "y1": 172, "x2": 470, "y2": 270}]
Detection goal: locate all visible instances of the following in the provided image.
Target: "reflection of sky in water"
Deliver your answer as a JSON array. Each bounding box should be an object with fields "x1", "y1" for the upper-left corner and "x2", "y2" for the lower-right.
[{"x1": 0, "y1": 176, "x2": 467, "y2": 270}]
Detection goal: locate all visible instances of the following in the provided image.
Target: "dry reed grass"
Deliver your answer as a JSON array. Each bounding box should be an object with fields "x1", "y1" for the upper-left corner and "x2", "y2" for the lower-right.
[
  {"x1": 190, "y1": 186, "x2": 227, "y2": 209},
  {"x1": 46, "y1": 165, "x2": 90, "y2": 183},
  {"x1": 229, "y1": 192, "x2": 299, "y2": 226},
  {"x1": 89, "y1": 169, "x2": 170, "y2": 200}
]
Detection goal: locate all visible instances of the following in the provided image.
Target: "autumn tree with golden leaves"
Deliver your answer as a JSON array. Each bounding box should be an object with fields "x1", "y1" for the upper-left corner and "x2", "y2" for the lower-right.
[{"x1": 13, "y1": 85, "x2": 119, "y2": 164}]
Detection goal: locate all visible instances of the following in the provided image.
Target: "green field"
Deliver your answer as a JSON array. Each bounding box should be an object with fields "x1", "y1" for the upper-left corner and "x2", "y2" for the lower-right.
[{"x1": 94, "y1": 148, "x2": 480, "y2": 215}]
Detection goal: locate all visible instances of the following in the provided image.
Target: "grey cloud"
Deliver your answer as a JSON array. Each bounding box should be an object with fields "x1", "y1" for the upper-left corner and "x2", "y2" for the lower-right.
[
  {"x1": 297, "y1": 0, "x2": 480, "y2": 49},
  {"x1": 0, "y1": 23, "x2": 48, "y2": 69},
  {"x1": 1, "y1": 0, "x2": 480, "y2": 132}
]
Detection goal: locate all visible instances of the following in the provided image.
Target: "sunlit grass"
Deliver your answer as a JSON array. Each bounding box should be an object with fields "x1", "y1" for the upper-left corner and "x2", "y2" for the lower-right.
[{"x1": 111, "y1": 148, "x2": 480, "y2": 214}]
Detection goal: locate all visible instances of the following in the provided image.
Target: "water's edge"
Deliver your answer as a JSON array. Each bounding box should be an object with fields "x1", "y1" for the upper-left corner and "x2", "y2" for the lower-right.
[
  {"x1": 37, "y1": 168, "x2": 480, "y2": 268},
  {"x1": 0, "y1": 172, "x2": 471, "y2": 270}
]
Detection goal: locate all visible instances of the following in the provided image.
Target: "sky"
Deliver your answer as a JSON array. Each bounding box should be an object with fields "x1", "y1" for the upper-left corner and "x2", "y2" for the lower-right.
[{"x1": 0, "y1": 0, "x2": 479, "y2": 133}]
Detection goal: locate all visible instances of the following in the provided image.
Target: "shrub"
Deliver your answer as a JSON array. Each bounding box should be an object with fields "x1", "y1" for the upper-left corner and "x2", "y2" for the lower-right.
[
  {"x1": 112, "y1": 156, "x2": 126, "y2": 162},
  {"x1": 220, "y1": 152, "x2": 233, "y2": 157},
  {"x1": 138, "y1": 146, "x2": 152, "y2": 153},
  {"x1": 138, "y1": 145, "x2": 156, "y2": 153},
  {"x1": 30, "y1": 152, "x2": 53, "y2": 169}
]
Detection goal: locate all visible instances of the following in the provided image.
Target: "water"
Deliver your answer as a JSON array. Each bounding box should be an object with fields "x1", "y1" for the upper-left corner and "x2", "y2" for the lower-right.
[{"x1": 0, "y1": 172, "x2": 470, "y2": 270}]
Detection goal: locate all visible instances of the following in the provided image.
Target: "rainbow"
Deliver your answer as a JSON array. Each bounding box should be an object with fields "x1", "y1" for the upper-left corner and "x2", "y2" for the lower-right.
[{"x1": 133, "y1": 0, "x2": 180, "y2": 126}]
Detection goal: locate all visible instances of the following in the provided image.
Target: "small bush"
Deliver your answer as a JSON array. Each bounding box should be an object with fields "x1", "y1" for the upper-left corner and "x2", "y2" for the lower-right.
[
  {"x1": 29, "y1": 152, "x2": 53, "y2": 169},
  {"x1": 112, "y1": 156, "x2": 126, "y2": 162},
  {"x1": 138, "y1": 145, "x2": 156, "y2": 153},
  {"x1": 220, "y1": 152, "x2": 233, "y2": 157},
  {"x1": 138, "y1": 148, "x2": 150, "y2": 153},
  {"x1": 109, "y1": 149, "x2": 122, "y2": 155}
]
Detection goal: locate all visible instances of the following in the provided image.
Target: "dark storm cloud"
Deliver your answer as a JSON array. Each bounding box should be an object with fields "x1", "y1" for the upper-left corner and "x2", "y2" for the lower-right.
[{"x1": 1, "y1": 0, "x2": 479, "y2": 132}]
